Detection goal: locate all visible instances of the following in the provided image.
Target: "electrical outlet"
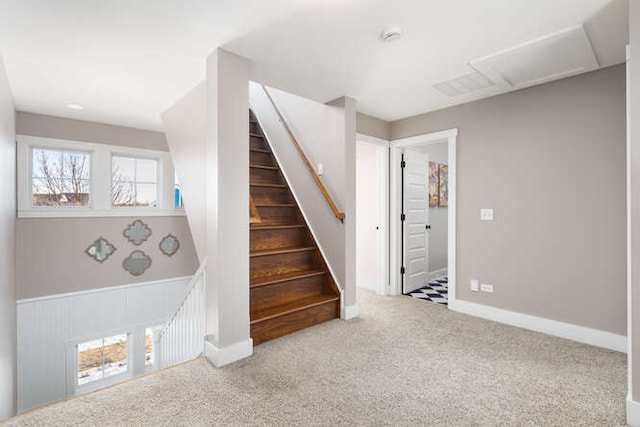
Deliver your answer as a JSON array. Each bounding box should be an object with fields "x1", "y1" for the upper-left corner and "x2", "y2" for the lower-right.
[
  {"x1": 317, "y1": 163, "x2": 324, "y2": 176},
  {"x1": 470, "y1": 279, "x2": 479, "y2": 292},
  {"x1": 480, "y1": 208, "x2": 494, "y2": 221},
  {"x1": 480, "y1": 283, "x2": 494, "y2": 293}
]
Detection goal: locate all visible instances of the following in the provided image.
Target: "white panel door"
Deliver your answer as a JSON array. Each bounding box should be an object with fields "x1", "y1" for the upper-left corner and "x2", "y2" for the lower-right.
[{"x1": 403, "y1": 149, "x2": 429, "y2": 293}]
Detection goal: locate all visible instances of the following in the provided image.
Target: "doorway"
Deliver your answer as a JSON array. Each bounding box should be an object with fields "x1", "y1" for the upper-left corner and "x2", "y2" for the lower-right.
[
  {"x1": 390, "y1": 129, "x2": 457, "y2": 308},
  {"x1": 355, "y1": 135, "x2": 388, "y2": 295}
]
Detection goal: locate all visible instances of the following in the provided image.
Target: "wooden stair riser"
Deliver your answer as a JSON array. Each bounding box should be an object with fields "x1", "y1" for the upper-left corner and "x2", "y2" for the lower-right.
[
  {"x1": 250, "y1": 250, "x2": 323, "y2": 281},
  {"x1": 250, "y1": 122, "x2": 260, "y2": 135},
  {"x1": 250, "y1": 186, "x2": 294, "y2": 205},
  {"x1": 250, "y1": 167, "x2": 284, "y2": 185},
  {"x1": 255, "y1": 206, "x2": 302, "y2": 226},
  {"x1": 250, "y1": 300, "x2": 340, "y2": 345},
  {"x1": 250, "y1": 228, "x2": 311, "y2": 252},
  {"x1": 250, "y1": 135, "x2": 266, "y2": 150},
  {"x1": 250, "y1": 275, "x2": 327, "y2": 313},
  {"x1": 250, "y1": 150, "x2": 276, "y2": 167}
]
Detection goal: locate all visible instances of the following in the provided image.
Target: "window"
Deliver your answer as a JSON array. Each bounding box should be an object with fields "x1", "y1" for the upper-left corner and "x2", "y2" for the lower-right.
[
  {"x1": 32, "y1": 148, "x2": 90, "y2": 207},
  {"x1": 77, "y1": 333, "x2": 128, "y2": 385},
  {"x1": 112, "y1": 156, "x2": 158, "y2": 207},
  {"x1": 145, "y1": 328, "x2": 154, "y2": 367},
  {"x1": 18, "y1": 136, "x2": 182, "y2": 217}
]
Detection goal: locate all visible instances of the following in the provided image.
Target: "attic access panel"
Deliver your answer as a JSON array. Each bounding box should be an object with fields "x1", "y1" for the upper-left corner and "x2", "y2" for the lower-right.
[{"x1": 470, "y1": 24, "x2": 599, "y2": 91}]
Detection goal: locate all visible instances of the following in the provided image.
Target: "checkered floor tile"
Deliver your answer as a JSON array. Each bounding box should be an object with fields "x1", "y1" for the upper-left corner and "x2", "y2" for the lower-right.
[{"x1": 406, "y1": 277, "x2": 448, "y2": 306}]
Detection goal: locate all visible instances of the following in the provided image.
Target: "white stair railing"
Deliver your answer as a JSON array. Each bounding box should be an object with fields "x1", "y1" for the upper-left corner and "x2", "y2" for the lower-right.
[{"x1": 156, "y1": 259, "x2": 207, "y2": 369}]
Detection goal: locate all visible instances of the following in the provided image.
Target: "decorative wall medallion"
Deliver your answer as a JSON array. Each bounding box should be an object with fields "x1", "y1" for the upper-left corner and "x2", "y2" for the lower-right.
[
  {"x1": 159, "y1": 234, "x2": 180, "y2": 257},
  {"x1": 85, "y1": 238, "x2": 116, "y2": 263},
  {"x1": 123, "y1": 220, "x2": 152, "y2": 245},
  {"x1": 123, "y1": 250, "x2": 152, "y2": 276}
]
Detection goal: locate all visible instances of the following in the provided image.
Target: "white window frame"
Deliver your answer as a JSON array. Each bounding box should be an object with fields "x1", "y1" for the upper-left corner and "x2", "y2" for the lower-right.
[
  {"x1": 67, "y1": 330, "x2": 133, "y2": 397},
  {"x1": 17, "y1": 135, "x2": 185, "y2": 218},
  {"x1": 111, "y1": 154, "x2": 161, "y2": 208}
]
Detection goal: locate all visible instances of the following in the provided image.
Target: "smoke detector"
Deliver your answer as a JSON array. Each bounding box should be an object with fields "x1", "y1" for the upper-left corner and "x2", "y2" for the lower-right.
[{"x1": 381, "y1": 27, "x2": 403, "y2": 42}]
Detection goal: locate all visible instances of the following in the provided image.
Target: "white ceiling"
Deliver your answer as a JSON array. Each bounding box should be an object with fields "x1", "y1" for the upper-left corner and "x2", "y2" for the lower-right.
[{"x1": 0, "y1": 0, "x2": 628, "y2": 131}]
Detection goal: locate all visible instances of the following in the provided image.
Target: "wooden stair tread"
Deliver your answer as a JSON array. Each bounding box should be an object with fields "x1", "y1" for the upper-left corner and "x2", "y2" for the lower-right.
[
  {"x1": 250, "y1": 164, "x2": 279, "y2": 170},
  {"x1": 250, "y1": 182, "x2": 287, "y2": 188},
  {"x1": 250, "y1": 148, "x2": 271, "y2": 153},
  {"x1": 251, "y1": 270, "x2": 326, "y2": 288},
  {"x1": 250, "y1": 246, "x2": 315, "y2": 258},
  {"x1": 250, "y1": 133, "x2": 264, "y2": 138},
  {"x1": 250, "y1": 294, "x2": 339, "y2": 324},
  {"x1": 253, "y1": 204, "x2": 296, "y2": 210},
  {"x1": 251, "y1": 224, "x2": 305, "y2": 230}
]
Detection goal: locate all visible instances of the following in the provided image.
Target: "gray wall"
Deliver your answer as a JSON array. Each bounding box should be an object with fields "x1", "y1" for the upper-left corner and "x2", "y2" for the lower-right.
[
  {"x1": 16, "y1": 216, "x2": 198, "y2": 299},
  {"x1": 392, "y1": 64, "x2": 626, "y2": 335},
  {"x1": 14, "y1": 113, "x2": 198, "y2": 300},
  {"x1": 0, "y1": 56, "x2": 16, "y2": 420},
  {"x1": 357, "y1": 112, "x2": 390, "y2": 140},
  {"x1": 418, "y1": 142, "x2": 448, "y2": 273},
  {"x1": 17, "y1": 112, "x2": 168, "y2": 151}
]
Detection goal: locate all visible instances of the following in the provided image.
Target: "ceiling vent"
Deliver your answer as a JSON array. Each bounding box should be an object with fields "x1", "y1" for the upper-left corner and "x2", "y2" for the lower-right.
[
  {"x1": 470, "y1": 24, "x2": 599, "y2": 91},
  {"x1": 432, "y1": 70, "x2": 495, "y2": 97}
]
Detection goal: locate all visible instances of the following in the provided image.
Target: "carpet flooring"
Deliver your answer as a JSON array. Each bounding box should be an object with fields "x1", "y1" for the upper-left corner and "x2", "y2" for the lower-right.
[{"x1": 3, "y1": 289, "x2": 627, "y2": 426}]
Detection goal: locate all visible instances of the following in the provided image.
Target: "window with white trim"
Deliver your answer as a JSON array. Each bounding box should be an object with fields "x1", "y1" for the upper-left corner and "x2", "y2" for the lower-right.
[
  {"x1": 32, "y1": 148, "x2": 91, "y2": 207},
  {"x1": 112, "y1": 156, "x2": 159, "y2": 207},
  {"x1": 17, "y1": 135, "x2": 184, "y2": 218},
  {"x1": 77, "y1": 333, "x2": 128, "y2": 385}
]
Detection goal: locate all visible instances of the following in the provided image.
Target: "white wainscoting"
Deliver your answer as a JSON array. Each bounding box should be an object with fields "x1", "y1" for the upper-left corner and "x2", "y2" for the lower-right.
[{"x1": 16, "y1": 276, "x2": 191, "y2": 413}]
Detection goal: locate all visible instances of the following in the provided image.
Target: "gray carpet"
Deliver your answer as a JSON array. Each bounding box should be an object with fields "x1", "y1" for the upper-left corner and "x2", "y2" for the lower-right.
[{"x1": 3, "y1": 290, "x2": 627, "y2": 426}]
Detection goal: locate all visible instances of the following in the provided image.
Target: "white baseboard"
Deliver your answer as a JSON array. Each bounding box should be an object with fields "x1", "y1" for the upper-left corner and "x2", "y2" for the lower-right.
[
  {"x1": 204, "y1": 337, "x2": 253, "y2": 367},
  {"x1": 628, "y1": 395, "x2": 640, "y2": 426},
  {"x1": 450, "y1": 299, "x2": 627, "y2": 353},
  {"x1": 342, "y1": 304, "x2": 359, "y2": 320}
]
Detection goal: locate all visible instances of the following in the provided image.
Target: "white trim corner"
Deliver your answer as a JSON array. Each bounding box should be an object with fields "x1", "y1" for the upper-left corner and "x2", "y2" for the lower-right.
[{"x1": 204, "y1": 337, "x2": 253, "y2": 367}]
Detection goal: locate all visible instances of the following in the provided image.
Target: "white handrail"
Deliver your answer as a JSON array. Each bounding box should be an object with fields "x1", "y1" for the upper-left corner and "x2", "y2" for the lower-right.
[{"x1": 156, "y1": 259, "x2": 207, "y2": 369}]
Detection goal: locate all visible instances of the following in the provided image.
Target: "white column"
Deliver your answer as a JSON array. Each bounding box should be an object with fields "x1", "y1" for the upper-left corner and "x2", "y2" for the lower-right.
[
  {"x1": 329, "y1": 96, "x2": 358, "y2": 318},
  {"x1": 203, "y1": 49, "x2": 253, "y2": 367}
]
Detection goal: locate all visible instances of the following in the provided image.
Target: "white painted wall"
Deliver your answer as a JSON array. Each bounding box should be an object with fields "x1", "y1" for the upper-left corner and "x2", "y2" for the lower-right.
[
  {"x1": 356, "y1": 142, "x2": 381, "y2": 291},
  {"x1": 16, "y1": 276, "x2": 190, "y2": 413},
  {"x1": 0, "y1": 55, "x2": 16, "y2": 420},
  {"x1": 162, "y1": 82, "x2": 207, "y2": 260}
]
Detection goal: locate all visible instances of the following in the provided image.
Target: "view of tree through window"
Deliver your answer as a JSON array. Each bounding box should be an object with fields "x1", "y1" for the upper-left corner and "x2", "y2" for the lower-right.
[
  {"x1": 77, "y1": 334, "x2": 128, "y2": 385},
  {"x1": 32, "y1": 148, "x2": 91, "y2": 206},
  {"x1": 112, "y1": 156, "x2": 158, "y2": 207}
]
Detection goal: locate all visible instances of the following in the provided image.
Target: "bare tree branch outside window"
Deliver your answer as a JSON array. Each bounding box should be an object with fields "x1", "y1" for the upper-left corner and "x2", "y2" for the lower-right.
[
  {"x1": 111, "y1": 165, "x2": 136, "y2": 207},
  {"x1": 32, "y1": 149, "x2": 90, "y2": 206}
]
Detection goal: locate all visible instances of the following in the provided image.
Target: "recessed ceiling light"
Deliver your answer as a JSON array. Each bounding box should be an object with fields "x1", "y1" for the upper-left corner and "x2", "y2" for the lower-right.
[
  {"x1": 66, "y1": 103, "x2": 84, "y2": 110},
  {"x1": 381, "y1": 27, "x2": 403, "y2": 42}
]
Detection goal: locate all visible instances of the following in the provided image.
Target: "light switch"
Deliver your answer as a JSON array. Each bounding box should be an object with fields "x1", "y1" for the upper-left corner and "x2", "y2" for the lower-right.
[
  {"x1": 317, "y1": 163, "x2": 324, "y2": 176},
  {"x1": 480, "y1": 208, "x2": 494, "y2": 221}
]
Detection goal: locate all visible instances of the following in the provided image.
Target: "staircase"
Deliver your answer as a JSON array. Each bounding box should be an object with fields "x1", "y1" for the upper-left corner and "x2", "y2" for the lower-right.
[{"x1": 249, "y1": 110, "x2": 341, "y2": 345}]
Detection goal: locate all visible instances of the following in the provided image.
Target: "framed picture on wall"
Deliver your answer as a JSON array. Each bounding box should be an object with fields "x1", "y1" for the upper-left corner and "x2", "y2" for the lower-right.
[
  {"x1": 439, "y1": 164, "x2": 449, "y2": 207},
  {"x1": 428, "y1": 162, "x2": 439, "y2": 207}
]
